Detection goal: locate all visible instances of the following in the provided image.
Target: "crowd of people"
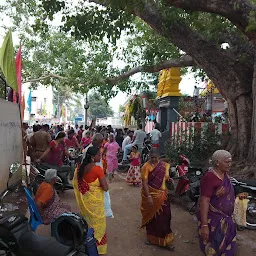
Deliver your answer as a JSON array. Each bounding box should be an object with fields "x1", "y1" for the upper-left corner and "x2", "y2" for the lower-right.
[
  {"x1": 21, "y1": 121, "x2": 245, "y2": 256},
  {"x1": 21, "y1": 121, "x2": 162, "y2": 255}
]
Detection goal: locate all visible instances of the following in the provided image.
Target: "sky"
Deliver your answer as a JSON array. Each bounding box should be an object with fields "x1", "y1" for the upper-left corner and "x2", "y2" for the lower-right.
[{"x1": 0, "y1": 1, "x2": 196, "y2": 113}]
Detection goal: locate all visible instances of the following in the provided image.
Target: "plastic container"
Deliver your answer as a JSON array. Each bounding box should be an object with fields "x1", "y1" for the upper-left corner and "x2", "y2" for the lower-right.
[{"x1": 86, "y1": 228, "x2": 99, "y2": 256}]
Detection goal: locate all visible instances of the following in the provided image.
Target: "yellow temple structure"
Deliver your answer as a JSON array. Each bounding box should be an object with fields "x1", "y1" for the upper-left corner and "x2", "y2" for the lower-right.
[
  {"x1": 200, "y1": 80, "x2": 219, "y2": 96},
  {"x1": 156, "y1": 67, "x2": 182, "y2": 131},
  {"x1": 157, "y1": 68, "x2": 182, "y2": 98}
]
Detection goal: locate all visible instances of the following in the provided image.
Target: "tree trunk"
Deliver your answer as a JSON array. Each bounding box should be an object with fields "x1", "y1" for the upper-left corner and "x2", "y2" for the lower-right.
[
  {"x1": 236, "y1": 93, "x2": 253, "y2": 158},
  {"x1": 226, "y1": 99, "x2": 237, "y2": 155},
  {"x1": 248, "y1": 53, "x2": 256, "y2": 160}
]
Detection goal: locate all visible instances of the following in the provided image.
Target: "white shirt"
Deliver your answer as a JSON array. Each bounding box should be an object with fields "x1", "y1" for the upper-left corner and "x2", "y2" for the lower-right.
[
  {"x1": 150, "y1": 129, "x2": 162, "y2": 141},
  {"x1": 82, "y1": 129, "x2": 89, "y2": 138},
  {"x1": 133, "y1": 130, "x2": 147, "y2": 147},
  {"x1": 122, "y1": 136, "x2": 131, "y2": 151},
  {"x1": 194, "y1": 87, "x2": 200, "y2": 97},
  {"x1": 74, "y1": 127, "x2": 79, "y2": 134}
]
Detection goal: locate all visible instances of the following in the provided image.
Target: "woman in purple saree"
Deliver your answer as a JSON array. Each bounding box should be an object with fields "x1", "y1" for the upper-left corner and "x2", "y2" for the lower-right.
[
  {"x1": 197, "y1": 150, "x2": 236, "y2": 256},
  {"x1": 140, "y1": 149, "x2": 174, "y2": 251}
]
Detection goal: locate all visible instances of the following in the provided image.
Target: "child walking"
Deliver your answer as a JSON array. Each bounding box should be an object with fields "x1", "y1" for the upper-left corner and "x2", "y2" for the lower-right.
[
  {"x1": 126, "y1": 145, "x2": 141, "y2": 186},
  {"x1": 104, "y1": 133, "x2": 120, "y2": 182}
]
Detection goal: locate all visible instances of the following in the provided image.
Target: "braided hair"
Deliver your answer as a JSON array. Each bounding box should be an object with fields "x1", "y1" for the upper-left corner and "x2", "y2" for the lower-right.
[{"x1": 78, "y1": 146, "x2": 100, "y2": 181}]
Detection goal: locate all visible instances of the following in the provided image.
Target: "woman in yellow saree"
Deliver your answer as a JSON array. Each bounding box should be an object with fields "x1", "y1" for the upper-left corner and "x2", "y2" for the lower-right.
[
  {"x1": 73, "y1": 146, "x2": 109, "y2": 255},
  {"x1": 141, "y1": 148, "x2": 175, "y2": 251}
]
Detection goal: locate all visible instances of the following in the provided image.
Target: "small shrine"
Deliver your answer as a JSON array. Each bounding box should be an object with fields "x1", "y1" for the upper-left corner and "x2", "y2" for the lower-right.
[
  {"x1": 157, "y1": 68, "x2": 182, "y2": 98},
  {"x1": 157, "y1": 68, "x2": 182, "y2": 131}
]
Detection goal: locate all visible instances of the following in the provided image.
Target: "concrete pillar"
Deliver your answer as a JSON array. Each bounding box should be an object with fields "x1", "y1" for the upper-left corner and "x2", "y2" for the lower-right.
[{"x1": 159, "y1": 96, "x2": 180, "y2": 131}]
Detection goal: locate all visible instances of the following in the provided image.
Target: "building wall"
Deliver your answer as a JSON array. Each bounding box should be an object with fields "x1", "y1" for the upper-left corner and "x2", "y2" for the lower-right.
[
  {"x1": 22, "y1": 83, "x2": 54, "y2": 122},
  {"x1": 0, "y1": 99, "x2": 23, "y2": 194},
  {"x1": 96, "y1": 116, "x2": 123, "y2": 128}
]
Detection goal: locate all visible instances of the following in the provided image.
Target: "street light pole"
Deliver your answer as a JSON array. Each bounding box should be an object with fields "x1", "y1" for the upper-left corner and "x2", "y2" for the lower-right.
[{"x1": 84, "y1": 92, "x2": 89, "y2": 127}]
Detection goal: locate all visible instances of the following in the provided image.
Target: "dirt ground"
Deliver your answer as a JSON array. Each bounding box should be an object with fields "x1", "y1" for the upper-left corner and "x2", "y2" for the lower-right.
[{"x1": 31, "y1": 173, "x2": 256, "y2": 256}]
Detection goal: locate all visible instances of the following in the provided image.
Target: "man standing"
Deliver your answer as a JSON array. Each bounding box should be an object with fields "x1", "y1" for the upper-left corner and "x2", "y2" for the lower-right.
[
  {"x1": 150, "y1": 124, "x2": 162, "y2": 148},
  {"x1": 77, "y1": 125, "x2": 84, "y2": 143},
  {"x1": 121, "y1": 124, "x2": 146, "y2": 164},
  {"x1": 193, "y1": 85, "x2": 200, "y2": 106},
  {"x1": 73, "y1": 124, "x2": 79, "y2": 134},
  {"x1": 30, "y1": 124, "x2": 51, "y2": 162},
  {"x1": 22, "y1": 122, "x2": 28, "y2": 163}
]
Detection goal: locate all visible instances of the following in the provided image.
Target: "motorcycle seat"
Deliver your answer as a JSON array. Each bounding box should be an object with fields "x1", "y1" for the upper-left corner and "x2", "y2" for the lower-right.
[
  {"x1": 18, "y1": 231, "x2": 73, "y2": 256},
  {"x1": 237, "y1": 179, "x2": 256, "y2": 187}
]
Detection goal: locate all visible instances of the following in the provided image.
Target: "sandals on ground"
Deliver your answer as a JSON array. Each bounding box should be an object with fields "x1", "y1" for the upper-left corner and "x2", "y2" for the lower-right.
[
  {"x1": 145, "y1": 241, "x2": 175, "y2": 251},
  {"x1": 163, "y1": 245, "x2": 175, "y2": 251}
]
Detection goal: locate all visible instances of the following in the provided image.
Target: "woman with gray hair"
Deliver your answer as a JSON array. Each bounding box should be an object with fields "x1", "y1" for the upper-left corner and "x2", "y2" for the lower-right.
[
  {"x1": 197, "y1": 150, "x2": 236, "y2": 255},
  {"x1": 35, "y1": 169, "x2": 71, "y2": 224}
]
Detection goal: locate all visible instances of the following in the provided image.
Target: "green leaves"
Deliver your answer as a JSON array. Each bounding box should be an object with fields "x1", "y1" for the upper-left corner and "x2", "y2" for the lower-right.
[
  {"x1": 88, "y1": 92, "x2": 114, "y2": 118},
  {"x1": 246, "y1": 11, "x2": 256, "y2": 32}
]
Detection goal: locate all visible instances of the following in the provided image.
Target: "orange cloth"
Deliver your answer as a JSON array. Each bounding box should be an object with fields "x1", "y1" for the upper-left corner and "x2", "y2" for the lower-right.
[
  {"x1": 101, "y1": 140, "x2": 108, "y2": 174},
  {"x1": 35, "y1": 182, "x2": 54, "y2": 205},
  {"x1": 83, "y1": 166, "x2": 105, "y2": 183},
  {"x1": 141, "y1": 186, "x2": 168, "y2": 228},
  {"x1": 102, "y1": 158, "x2": 107, "y2": 174}
]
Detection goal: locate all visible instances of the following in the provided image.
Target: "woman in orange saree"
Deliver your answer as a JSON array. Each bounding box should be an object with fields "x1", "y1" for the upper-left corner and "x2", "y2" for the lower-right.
[{"x1": 141, "y1": 148, "x2": 175, "y2": 251}]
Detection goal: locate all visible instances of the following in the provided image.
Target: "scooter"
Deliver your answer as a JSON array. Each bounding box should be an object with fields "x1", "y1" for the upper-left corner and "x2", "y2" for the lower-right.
[
  {"x1": 230, "y1": 177, "x2": 256, "y2": 230},
  {"x1": 175, "y1": 154, "x2": 190, "y2": 195},
  {"x1": 0, "y1": 163, "x2": 97, "y2": 256}
]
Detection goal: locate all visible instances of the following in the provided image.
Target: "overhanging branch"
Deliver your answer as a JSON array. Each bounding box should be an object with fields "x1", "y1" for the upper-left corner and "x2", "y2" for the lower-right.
[
  {"x1": 32, "y1": 57, "x2": 193, "y2": 89},
  {"x1": 24, "y1": 74, "x2": 68, "y2": 83},
  {"x1": 23, "y1": 56, "x2": 195, "y2": 87},
  {"x1": 164, "y1": 0, "x2": 256, "y2": 44},
  {"x1": 105, "y1": 55, "x2": 196, "y2": 85}
]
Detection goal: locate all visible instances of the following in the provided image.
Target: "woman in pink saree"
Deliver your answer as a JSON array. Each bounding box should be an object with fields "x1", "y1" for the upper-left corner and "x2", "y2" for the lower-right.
[{"x1": 104, "y1": 133, "x2": 120, "y2": 182}]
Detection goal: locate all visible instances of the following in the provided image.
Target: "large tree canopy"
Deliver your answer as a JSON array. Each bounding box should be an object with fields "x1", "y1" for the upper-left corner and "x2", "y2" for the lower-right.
[{"x1": 3, "y1": 0, "x2": 256, "y2": 162}]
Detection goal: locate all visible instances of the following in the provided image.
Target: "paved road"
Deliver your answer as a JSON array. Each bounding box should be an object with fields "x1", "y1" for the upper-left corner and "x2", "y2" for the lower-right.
[{"x1": 36, "y1": 174, "x2": 256, "y2": 256}]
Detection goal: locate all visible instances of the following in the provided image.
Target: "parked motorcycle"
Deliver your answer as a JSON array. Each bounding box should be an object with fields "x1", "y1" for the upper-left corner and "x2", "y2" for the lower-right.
[
  {"x1": 0, "y1": 163, "x2": 95, "y2": 256},
  {"x1": 141, "y1": 139, "x2": 152, "y2": 164},
  {"x1": 67, "y1": 147, "x2": 83, "y2": 180},
  {"x1": 0, "y1": 162, "x2": 21, "y2": 215},
  {"x1": 118, "y1": 138, "x2": 152, "y2": 166},
  {"x1": 230, "y1": 177, "x2": 256, "y2": 230},
  {"x1": 169, "y1": 154, "x2": 203, "y2": 214},
  {"x1": 29, "y1": 163, "x2": 73, "y2": 195}
]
